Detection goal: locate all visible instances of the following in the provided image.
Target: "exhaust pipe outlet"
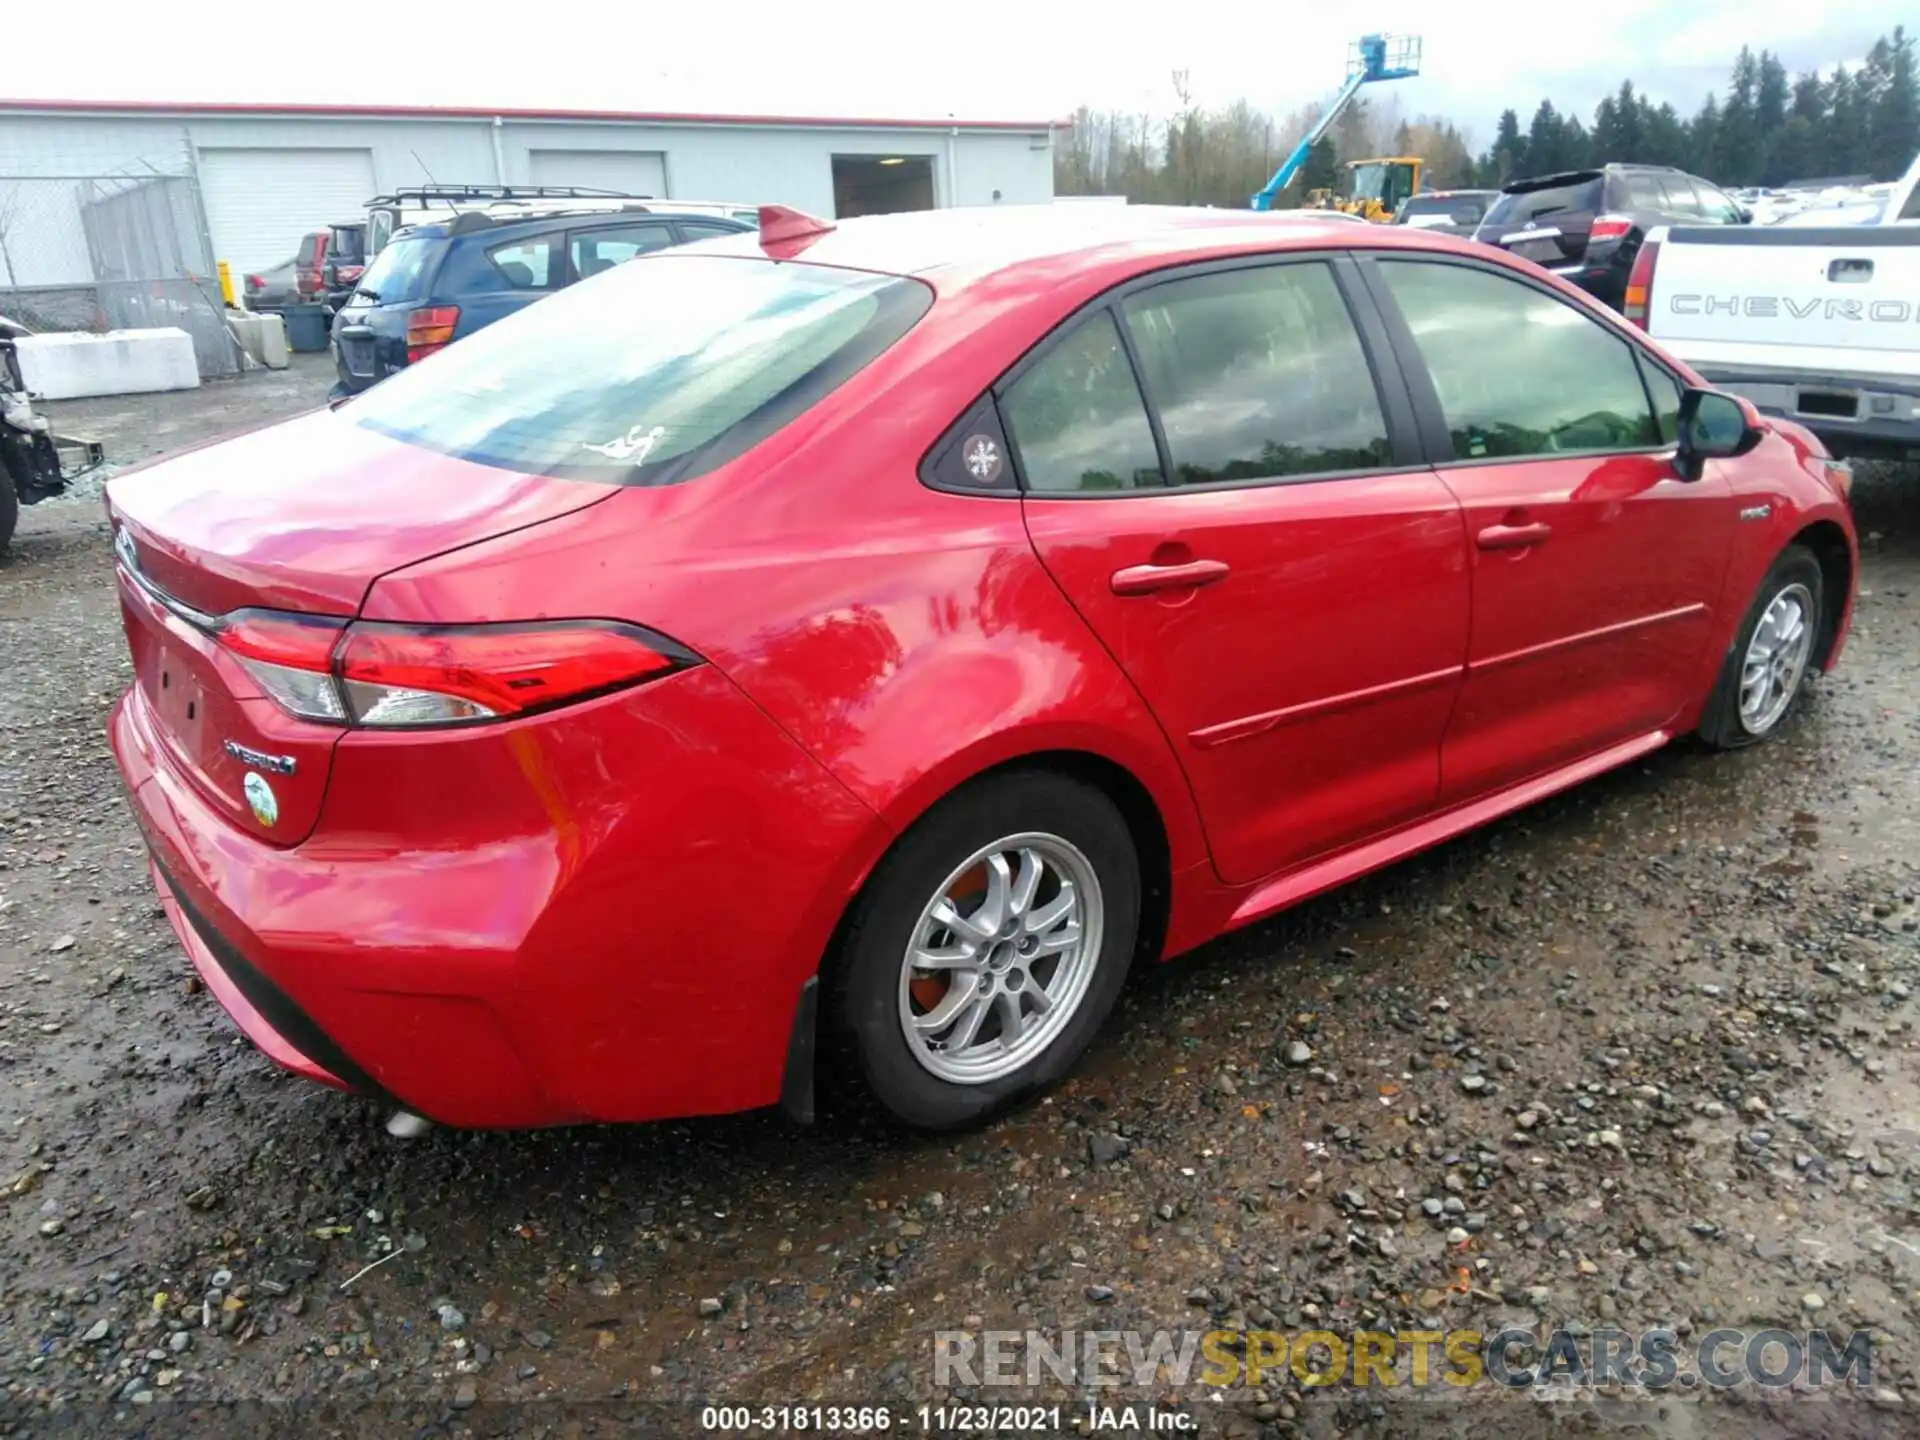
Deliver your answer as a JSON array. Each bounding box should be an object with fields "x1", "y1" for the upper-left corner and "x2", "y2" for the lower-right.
[{"x1": 385, "y1": 1109, "x2": 432, "y2": 1139}]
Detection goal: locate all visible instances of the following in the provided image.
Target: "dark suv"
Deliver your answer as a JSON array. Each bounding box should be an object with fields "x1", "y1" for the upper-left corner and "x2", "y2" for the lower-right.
[
  {"x1": 1473, "y1": 164, "x2": 1749, "y2": 310},
  {"x1": 329, "y1": 206, "x2": 754, "y2": 396}
]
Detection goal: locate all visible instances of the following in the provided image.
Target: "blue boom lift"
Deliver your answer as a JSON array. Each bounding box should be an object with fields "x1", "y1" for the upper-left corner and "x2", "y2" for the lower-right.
[{"x1": 1250, "y1": 34, "x2": 1423, "y2": 211}]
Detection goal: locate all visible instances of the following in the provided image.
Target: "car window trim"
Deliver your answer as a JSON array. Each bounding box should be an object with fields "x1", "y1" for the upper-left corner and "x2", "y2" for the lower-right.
[
  {"x1": 961, "y1": 250, "x2": 1431, "y2": 501},
  {"x1": 1352, "y1": 252, "x2": 1683, "y2": 473}
]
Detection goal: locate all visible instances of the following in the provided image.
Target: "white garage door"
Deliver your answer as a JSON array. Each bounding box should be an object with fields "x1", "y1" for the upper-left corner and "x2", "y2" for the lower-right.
[
  {"x1": 199, "y1": 148, "x2": 377, "y2": 272},
  {"x1": 527, "y1": 149, "x2": 667, "y2": 198}
]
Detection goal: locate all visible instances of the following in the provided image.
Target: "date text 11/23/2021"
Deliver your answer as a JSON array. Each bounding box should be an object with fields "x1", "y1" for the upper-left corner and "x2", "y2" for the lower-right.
[{"x1": 698, "y1": 1404, "x2": 1196, "y2": 1432}]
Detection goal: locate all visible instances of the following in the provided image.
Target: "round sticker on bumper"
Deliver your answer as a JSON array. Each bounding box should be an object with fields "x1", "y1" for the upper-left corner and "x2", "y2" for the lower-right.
[{"x1": 243, "y1": 772, "x2": 279, "y2": 828}]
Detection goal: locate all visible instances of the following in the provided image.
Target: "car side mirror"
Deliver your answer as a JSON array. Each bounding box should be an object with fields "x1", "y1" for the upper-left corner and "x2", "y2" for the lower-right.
[
  {"x1": 1736, "y1": 206, "x2": 1754, "y2": 224},
  {"x1": 1675, "y1": 387, "x2": 1761, "y2": 479}
]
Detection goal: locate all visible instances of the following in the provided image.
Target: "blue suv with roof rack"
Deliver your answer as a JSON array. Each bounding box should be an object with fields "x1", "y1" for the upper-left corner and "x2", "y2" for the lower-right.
[{"x1": 329, "y1": 197, "x2": 755, "y2": 396}]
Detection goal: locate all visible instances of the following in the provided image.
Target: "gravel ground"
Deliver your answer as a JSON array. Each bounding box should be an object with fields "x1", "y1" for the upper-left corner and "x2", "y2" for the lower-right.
[{"x1": 1, "y1": 368, "x2": 1918, "y2": 1438}]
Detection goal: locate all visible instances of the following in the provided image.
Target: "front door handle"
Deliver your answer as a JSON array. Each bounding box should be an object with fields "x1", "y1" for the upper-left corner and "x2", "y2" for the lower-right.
[
  {"x1": 1110, "y1": 558, "x2": 1230, "y2": 595},
  {"x1": 1477, "y1": 522, "x2": 1552, "y2": 551}
]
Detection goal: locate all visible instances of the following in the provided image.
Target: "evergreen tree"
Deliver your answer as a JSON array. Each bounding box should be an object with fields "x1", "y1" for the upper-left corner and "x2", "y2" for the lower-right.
[
  {"x1": 1494, "y1": 108, "x2": 1525, "y2": 173},
  {"x1": 1867, "y1": 26, "x2": 1918, "y2": 180},
  {"x1": 1300, "y1": 137, "x2": 1340, "y2": 195},
  {"x1": 1591, "y1": 95, "x2": 1622, "y2": 158},
  {"x1": 1525, "y1": 100, "x2": 1568, "y2": 175},
  {"x1": 1755, "y1": 51, "x2": 1789, "y2": 181},
  {"x1": 1614, "y1": 81, "x2": 1645, "y2": 159},
  {"x1": 1714, "y1": 48, "x2": 1762, "y2": 184},
  {"x1": 1827, "y1": 67, "x2": 1868, "y2": 176},
  {"x1": 1643, "y1": 102, "x2": 1689, "y2": 167},
  {"x1": 1689, "y1": 94, "x2": 1722, "y2": 178}
]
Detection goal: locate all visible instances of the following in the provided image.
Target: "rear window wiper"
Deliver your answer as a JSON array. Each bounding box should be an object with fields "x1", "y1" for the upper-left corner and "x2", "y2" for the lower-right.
[{"x1": 353, "y1": 287, "x2": 382, "y2": 302}]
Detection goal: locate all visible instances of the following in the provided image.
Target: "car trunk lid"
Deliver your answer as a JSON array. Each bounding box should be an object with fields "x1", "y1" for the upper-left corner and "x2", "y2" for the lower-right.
[{"x1": 106, "y1": 410, "x2": 621, "y2": 844}]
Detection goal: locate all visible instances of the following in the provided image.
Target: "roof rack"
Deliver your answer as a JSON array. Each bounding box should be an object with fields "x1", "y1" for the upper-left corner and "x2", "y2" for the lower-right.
[
  {"x1": 366, "y1": 184, "x2": 654, "y2": 207},
  {"x1": 438, "y1": 203, "x2": 658, "y2": 236}
]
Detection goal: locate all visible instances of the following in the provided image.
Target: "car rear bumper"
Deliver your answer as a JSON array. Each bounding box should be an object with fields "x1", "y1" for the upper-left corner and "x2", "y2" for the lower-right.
[
  {"x1": 108, "y1": 664, "x2": 887, "y2": 1128},
  {"x1": 1691, "y1": 365, "x2": 1920, "y2": 461}
]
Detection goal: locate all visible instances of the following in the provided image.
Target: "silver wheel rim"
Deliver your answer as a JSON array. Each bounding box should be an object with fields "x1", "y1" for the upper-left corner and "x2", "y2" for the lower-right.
[
  {"x1": 1739, "y1": 581, "x2": 1815, "y2": 735},
  {"x1": 898, "y1": 832, "x2": 1104, "y2": 1085}
]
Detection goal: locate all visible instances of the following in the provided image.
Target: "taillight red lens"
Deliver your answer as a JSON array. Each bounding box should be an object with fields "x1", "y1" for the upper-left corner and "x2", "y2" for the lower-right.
[
  {"x1": 1589, "y1": 214, "x2": 1634, "y2": 243},
  {"x1": 1623, "y1": 236, "x2": 1661, "y2": 329},
  {"x1": 216, "y1": 610, "x2": 345, "y2": 669},
  {"x1": 206, "y1": 612, "x2": 689, "y2": 728},
  {"x1": 337, "y1": 622, "x2": 681, "y2": 725},
  {"x1": 405, "y1": 305, "x2": 460, "y2": 364}
]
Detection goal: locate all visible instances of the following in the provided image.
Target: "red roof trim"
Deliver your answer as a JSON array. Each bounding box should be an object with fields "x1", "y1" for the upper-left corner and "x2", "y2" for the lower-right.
[{"x1": 0, "y1": 98, "x2": 1065, "y2": 131}]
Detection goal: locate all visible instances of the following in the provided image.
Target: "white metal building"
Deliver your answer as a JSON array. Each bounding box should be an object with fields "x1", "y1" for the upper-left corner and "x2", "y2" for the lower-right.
[{"x1": 0, "y1": 101, "x2": 1059, "y2": 280}]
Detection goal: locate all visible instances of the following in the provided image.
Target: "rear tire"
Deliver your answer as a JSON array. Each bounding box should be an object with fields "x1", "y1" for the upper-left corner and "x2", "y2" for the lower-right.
[
  {"x1": 0, "y1": 463, "x2": 18, "y2": 554},
  {"x1": 825, "y1": 771, "x2": 1139, "y2": 1131},
  {"x1": 1698, "y1": 545, "x2": 1823, "y2": 749}
]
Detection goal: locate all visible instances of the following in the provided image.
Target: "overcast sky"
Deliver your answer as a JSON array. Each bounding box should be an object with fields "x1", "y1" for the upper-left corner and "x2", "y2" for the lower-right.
[{"x1": 8, "y1": 2, "x2": 1911, "y2": 145}]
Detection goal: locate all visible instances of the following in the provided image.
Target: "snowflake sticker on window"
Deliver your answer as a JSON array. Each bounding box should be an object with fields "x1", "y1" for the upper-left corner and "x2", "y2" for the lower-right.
[{"x1": 962, "y1": 434, "x2": 1004, "y2": 485}]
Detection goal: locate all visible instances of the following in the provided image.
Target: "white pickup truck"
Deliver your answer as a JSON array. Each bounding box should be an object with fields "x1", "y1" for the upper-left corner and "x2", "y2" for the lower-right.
[{"x1": 1630, "y1": 153, "x2": 1920, "y2": 460}]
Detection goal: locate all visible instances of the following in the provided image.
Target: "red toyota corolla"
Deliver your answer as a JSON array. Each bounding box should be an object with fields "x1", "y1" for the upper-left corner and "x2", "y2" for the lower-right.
[{"x1": 106, "y1": 205, "x2": 1856, "y2": 1132}]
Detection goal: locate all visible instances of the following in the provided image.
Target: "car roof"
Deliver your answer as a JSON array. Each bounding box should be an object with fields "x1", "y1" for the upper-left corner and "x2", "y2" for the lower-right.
[
  {"x1": 396, "y1": 208, "x2": 752, "y2": 244},
  {"x1": 681, "y1": 202, "x2": 1478, "y2": 295}
]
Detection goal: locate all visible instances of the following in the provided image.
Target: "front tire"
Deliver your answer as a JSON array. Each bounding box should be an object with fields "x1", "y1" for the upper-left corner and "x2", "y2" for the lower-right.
[
  {"x1": 826, "y1": 771, "x2": 1140, "y2": 1131},
  {"x1": 1699, "y1": 545, "x2": 1823, "y2": 749}
]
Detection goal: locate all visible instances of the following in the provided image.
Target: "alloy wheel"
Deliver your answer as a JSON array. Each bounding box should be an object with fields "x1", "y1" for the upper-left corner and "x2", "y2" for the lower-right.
[{"x1": 897, "y1": 833, "x2": 1104, "y2": 1085}]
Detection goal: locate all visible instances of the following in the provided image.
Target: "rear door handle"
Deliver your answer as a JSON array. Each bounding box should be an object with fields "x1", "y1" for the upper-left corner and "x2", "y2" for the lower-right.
[
  {"x1": 1828, "y1": 257, "x2": 1873, "y2": 283},
  {"x1": 1110, "y1": 559, "x2": 1230, "y2": 595},
  {"x1": 1476, "y1": 522, "x2": 1552, "y2": 550}
]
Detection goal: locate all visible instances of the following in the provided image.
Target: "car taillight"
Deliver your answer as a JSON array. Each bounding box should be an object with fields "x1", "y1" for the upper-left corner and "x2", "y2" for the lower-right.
[
  {"x1": 215, "y1": 610, "x2": 350, "y2": 722},
  {"x1": 1623, "y1": 235, "x2": 1661, "y2": 329},
  {"x1": 1589, "y1": 214, "x2": 1634, "y2": 243},
  {"x1": 405, "y1": 305, "x2": 460, "y2": 364},
  {"x1": 245, "y1": 274, "x2": 264, "y2": 290},
  {"x1": 213, "y1": 612, "x2": 691, "y2": 728}
]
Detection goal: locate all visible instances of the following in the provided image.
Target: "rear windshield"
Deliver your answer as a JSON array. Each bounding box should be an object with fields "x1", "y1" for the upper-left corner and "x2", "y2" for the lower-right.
[
  {"x1": 330, "y1": 226, "x2": 366, "y2": 264},
  {"x1": 1484, "y1": 176, "x2": 1604, "y2": 227},
  {"x1": 349, "y1": 255, "x2": 932, "y2": 485},
  {"x1": 1398, "y1": 194, "x2": 1487, "y2": 226},
  {"x1": 357, "y1": 236, "x2": 436, "y2": 305}
]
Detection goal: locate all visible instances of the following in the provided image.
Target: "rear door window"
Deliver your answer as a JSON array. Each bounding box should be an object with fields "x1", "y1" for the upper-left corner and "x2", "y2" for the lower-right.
[
  {"x1": 999, "y1": 312, "x2": 1163, "y2": 493},
  {"x1": 1376, "y1": 260, "x2": 1660, "y2": 460},
  {"x1": 1693, "y1": 180, "x2": 1745, "y2": 224},
  {"x1": 569, "y1": 223, "x2": 674, "y2": 281},
  {"x1": 487, "y1": 234, "x2": 559, "y2": 290},
  {"x1": 1121, "y1": 263, "x2": 1391, "y2": 483},
  {"x1": 1483, "y1": 175, "x2": 1604, "y2": 228},
  {"x1": 1622, "y1": 173, "x2": 1673, "y2": 210},
  {"x1": 1663, "y1": 178, "x2": 1708, "y2": 220}
]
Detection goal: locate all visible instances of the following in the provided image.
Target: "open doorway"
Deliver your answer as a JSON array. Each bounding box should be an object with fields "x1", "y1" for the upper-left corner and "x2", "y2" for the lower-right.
[{"x1": 831, "y1": 155, "x2": 936, "y2": 218}]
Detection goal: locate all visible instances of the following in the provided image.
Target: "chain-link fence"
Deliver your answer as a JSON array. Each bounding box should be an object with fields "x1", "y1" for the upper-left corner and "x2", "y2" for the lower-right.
[{"x1": 0, "y1": 149, "x2": 241, "y2": 378}]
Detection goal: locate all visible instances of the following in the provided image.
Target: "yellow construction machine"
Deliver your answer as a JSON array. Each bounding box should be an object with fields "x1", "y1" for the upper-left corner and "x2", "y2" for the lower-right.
[{"x1": 1317, "y1": 156, "x2": 1424, "y2": 222}]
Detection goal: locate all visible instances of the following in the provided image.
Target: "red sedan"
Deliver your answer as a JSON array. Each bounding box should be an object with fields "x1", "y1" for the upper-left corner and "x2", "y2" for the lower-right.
[{"x1": 105, "y1": 205, "x2": 1857, "y2": 1132}]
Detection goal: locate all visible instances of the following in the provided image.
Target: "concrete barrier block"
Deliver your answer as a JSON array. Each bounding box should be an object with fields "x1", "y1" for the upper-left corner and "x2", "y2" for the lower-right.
[
  {"x1": 228, "y1": 312, "x2": 289, "y2": 371},
  {"x1": 15, "y1": 329, "x2": 201, "y2": 400}
]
